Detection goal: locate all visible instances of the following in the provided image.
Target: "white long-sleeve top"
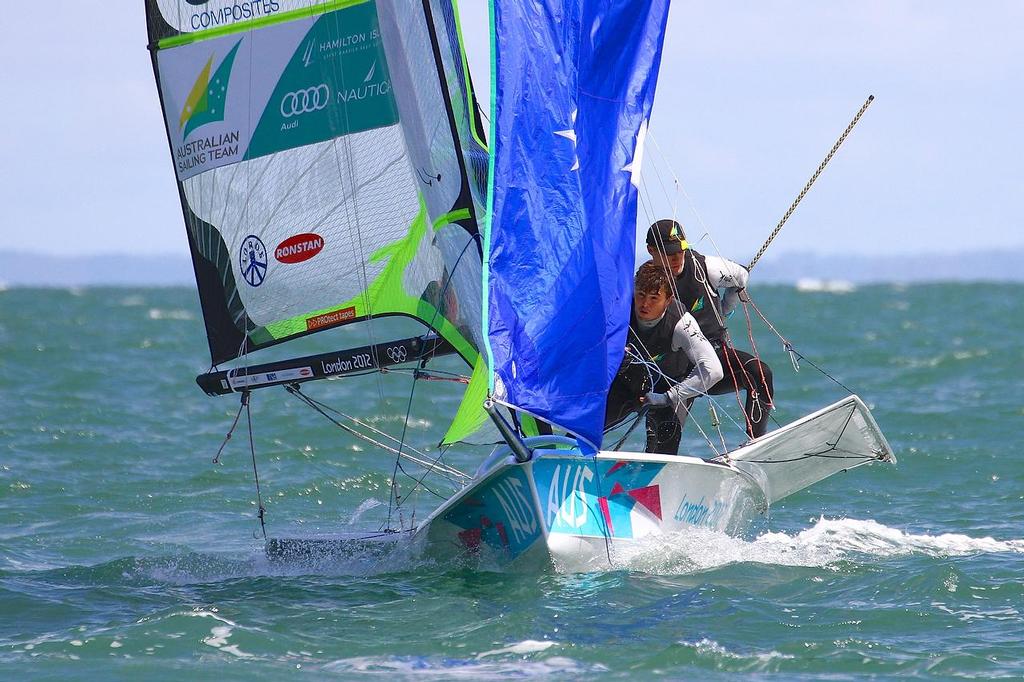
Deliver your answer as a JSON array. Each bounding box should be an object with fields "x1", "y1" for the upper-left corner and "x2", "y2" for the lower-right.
[
  {"x1": 665, "y1": 310, "x2": 724, "y2": 405},
  {"x1": 701, "y1": 255, "x2": 749, "y2": 318}
]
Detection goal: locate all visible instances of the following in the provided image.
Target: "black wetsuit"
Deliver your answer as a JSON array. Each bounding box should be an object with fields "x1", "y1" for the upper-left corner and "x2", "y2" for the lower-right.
[
  {"x1": 674, "y1": 250, "x2": 773, "y2": 438},
  {"x1": 604, "y1": 306, "x2": 693, "y2": 454}
]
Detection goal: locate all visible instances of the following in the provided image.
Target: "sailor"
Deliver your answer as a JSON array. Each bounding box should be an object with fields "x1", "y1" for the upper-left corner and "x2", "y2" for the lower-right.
[
  {"x1": 646, "y1": 219, "x2": 774, "y2": 439},
  {"x1": 605, "y1": 261, "x2": 723, "y2": 455}
]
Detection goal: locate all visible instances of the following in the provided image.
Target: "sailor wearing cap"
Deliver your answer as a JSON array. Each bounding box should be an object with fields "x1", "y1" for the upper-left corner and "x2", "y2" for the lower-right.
[{"x1": 644, "y1": 219, "x2": 774, "y2": 439}]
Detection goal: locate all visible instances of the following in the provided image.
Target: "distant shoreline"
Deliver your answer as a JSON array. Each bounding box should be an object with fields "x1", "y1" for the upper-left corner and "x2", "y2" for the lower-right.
[{"x1": 2, "y1": 248, "x2": 1022, "y2": 286}]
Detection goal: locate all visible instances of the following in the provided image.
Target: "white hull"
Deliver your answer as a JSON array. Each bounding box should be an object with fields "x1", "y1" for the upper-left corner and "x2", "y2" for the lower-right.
[{"x1": 415, "y1": 396, "x2": 894, "y2": 571}]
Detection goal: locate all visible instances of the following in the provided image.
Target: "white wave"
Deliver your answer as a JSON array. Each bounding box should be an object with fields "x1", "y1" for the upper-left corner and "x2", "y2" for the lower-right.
[
  {"x1": 347, "y1": 498, "x2": 384, "y2": 525},
  {"x1": 795, "y1": 278, "x2": 856, "y2": 293},
  {"x1": 611, "y1": 517, "x2": 1024, "y2": 573},
  {"x1": 324, "y1": 653, "x2": 598, "y2": 677},
  {"x1": 148, "y1": 308, "x2": 195, "y2": 321},
  {"x1": 477, "y1": 640, "x2": 556, "y2": 659},
  {"x1": 785, "y1": 517, "x2": 1024, "y2": 558},
  {"x1": 190, "y1": 610, "x2": 256, "y2": 659},
  {"x1": 678, "y1": 637, "x2": 793, "y2": 667}
]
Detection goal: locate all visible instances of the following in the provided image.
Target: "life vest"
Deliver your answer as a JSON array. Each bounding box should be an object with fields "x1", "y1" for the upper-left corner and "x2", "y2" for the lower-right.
[
  {"x1": 628, "y1": 305, "x2": 692, "y2": 383},
  {"x1": 673, "y1": 249, "x2": 726, "y2": 342}
]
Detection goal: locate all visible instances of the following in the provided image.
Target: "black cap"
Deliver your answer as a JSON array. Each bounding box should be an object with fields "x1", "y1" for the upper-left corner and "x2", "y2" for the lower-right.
[{"x1": 646, "y1": 219, "x2": 687, "y2": 254}]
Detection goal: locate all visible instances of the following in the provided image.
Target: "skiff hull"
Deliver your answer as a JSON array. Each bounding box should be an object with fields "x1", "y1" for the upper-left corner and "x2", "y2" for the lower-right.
[
  {"x1": 415, "y1": 395, "x2": 895, "y2": 571},
  {"x1": 417, "y1": 448, "x2": 769, "y2": 571}
]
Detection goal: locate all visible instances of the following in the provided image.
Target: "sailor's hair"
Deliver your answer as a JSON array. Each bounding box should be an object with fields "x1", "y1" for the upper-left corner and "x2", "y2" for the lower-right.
[{"x1": 635, "y1": 260, "x2": 673, "y2": 297}]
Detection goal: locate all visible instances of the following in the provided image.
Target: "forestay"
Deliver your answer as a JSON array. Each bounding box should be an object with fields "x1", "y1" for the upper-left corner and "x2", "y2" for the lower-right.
[
  {"x1": 145, "y1": 0, "x2": 488, "y2": 370},
  {"x1": 484, "y1": 0, "x2": 672, "y2": 449}
]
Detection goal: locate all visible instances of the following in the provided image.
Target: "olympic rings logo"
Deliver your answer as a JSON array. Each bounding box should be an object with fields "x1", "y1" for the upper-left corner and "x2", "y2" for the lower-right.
[
  {"x1": 280, "y1": 84, "x2": 330, "y2": 118},
  {"x1": 386, "y1": 345, "x2": 408, "y2": 363}
]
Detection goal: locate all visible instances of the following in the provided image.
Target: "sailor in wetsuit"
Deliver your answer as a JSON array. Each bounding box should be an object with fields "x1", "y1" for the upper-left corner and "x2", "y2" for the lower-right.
[
  {"x1": 605, "y1": 261, "x2": 723, "y2": 455},
  {"x1": 646, "y1": 219, "x2": 774, "y2": 438}
]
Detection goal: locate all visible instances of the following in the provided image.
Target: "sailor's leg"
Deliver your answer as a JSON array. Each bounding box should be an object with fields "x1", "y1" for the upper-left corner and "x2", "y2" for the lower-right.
[
  {"x1": 604, "y1": 379, "x2": 638, "y2": 429},
  {"x1": 742, "y1": 354, "x2": 773, "y2": 437},
  {"x1": 709, "y1": 346, "x2": 774, "y2": 438},
  {"x1": 645, "y1": 406, "x2": 682, "y2": 455}
]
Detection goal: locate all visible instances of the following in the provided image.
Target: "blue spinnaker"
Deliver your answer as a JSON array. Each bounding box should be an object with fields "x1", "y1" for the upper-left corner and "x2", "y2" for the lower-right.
[{"x1": 484, "y1": 0, "x2": 671, "y2": 449}]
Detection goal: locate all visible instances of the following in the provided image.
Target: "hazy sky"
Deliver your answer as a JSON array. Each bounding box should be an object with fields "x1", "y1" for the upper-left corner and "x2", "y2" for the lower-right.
[{"x1": 1, "y1": 1, "x2": 1021, "y2": 261}]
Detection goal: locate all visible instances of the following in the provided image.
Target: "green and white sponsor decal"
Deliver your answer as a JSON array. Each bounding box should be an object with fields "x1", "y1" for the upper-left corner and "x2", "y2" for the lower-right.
[
  {"x1": 157, "y1": 1, "x2": 396, "y2": 181},
  {"x1": 247, "y1": 4, "x2": 397, "y2": 159}
]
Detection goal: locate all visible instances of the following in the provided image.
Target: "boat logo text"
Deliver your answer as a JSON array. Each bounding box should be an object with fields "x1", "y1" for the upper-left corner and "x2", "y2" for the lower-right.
[
  {"x1": 320, "y1": 351, "x2": 373, "y2": 375},
  {"x1": 280, "y1": 85, "x2": 330, "y2": 118},
  {"x1": 173, "y1": 39, "x2": 244, "y2": 175},
  {"x1": 183, "y1": 1, "x2": 282, "y2": 32},
  {"x1": 492, "y1": 476, "x2": 536, "y2": 544},
  {"x1": 306, "y1": 307, "x2": 356, "y2": 332},
  {"x1": 673, "y1": 494, "x2": 726, "y2": 529},
  {"x1": 546, "y1": 464, "x2": 593, "y2": 529},
  {"x1": 274, "y1": 233, "x2": 324, "y2": 263},
  {"x1": 239, "y1": 235, "x2": 268, "y2": 287}
]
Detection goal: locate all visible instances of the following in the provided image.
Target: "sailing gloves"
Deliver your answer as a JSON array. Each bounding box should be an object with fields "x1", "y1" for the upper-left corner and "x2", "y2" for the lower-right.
[{"x1": 644, "y1": 391, "x2": 671, "y2": 408}]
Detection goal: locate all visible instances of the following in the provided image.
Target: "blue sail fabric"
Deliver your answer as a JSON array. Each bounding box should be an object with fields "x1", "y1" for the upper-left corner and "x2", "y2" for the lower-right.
[{"x1": 484, "y1": 0, "x2": 671, "y2": 449}]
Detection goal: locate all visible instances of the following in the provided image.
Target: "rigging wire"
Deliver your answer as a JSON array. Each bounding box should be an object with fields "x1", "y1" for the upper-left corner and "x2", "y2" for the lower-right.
[
  {"x1": 286, "y1": 385, "x2": 469, "y2": 484},
  {"x1": 211, "y1": 397, "x2": 246, "y2": 465},
  {"x1": 381, "y1": 231, "x2": 478, "y2": 525},
  {"x1": 621, "y1": 331, "x2": 728, "y2": 457},
  {"x1": 747, "y1": 95, "x2": 875, "y2": 272},
  {"x1": 243, "y1": 392, "x2": 267, "y2": 540},
  {"x1": 209, "y1": 378, "x2": 269, "y2": 538}
]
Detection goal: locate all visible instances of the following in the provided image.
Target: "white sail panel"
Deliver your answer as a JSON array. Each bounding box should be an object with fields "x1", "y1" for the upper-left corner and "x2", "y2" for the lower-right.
[{"x1": 147, "y1": 0, "x2": 484, "y2": 364}]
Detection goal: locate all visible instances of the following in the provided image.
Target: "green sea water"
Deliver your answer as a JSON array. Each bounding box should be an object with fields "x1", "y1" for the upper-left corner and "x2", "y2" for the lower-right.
[{"x1": 1, "y1": 283, "x2": 1022, "y2": 679}]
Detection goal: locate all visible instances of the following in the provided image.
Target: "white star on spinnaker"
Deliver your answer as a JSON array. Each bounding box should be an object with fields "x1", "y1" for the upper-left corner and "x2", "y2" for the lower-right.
[{"x1": 622, "y1": 119, "x2": 649, "y2": 188}]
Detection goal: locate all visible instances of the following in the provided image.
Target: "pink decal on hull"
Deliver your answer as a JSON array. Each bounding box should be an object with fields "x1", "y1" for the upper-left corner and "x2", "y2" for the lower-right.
[
  {"x1": 628, "y1": 485, "x2": 662, "y2": 520},
  {"x1": 606, "y1": 461, "x2": 628, "y2": 476},
  {"x1": 598, "y1": 497, "x2": 614, "y2": 534}
]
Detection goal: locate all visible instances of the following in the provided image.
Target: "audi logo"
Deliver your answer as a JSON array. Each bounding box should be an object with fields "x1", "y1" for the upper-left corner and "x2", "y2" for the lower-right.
[
  {"x1": 280, "y1": 84, "x2": 330, "y2": 118},
  {"x1": 386, "y1": 345, "x2": 408, "y2": 363}
]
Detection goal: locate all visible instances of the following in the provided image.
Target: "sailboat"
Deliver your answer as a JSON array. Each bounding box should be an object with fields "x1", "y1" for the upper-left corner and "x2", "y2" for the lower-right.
[{"x1": 145, "y1": 0, "x2": 894, "y2": 572}]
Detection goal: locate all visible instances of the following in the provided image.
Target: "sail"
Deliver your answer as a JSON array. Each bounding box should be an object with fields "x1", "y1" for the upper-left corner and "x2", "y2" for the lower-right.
[
  {"x1": 483, "y1": 0, "x2": 671, "y2": 449},
  {"x1": 145, "y1": 0, "x2": 487, "y2": 366}
]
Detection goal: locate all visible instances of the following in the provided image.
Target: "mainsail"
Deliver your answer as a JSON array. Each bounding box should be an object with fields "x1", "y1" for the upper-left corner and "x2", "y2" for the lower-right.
[
  {"x1": 484, "y1": 0, "x2": 672, "y2": 449},
  {"x1": 145, "y1": 0, "x2": 488, "y2": 374}
]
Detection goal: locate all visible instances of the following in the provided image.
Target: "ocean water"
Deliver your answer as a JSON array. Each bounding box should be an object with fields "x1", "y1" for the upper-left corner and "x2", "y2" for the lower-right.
[{"x1": 1, "y1": 283, "x2": 1022, "y2": 679}]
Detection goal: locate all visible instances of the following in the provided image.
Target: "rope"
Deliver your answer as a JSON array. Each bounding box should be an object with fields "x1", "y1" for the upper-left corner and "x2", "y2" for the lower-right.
[
  {"x1": 744, "y1": 297, "x2": 858, "y2": 396},
  {"x1": 737, "y1": 405, "x2": 882, "y2": 464},
  {"x1": 286, "y1": 386, "x2": 469, "y2": 484},
  {"x1": 386, "y1": 360, "x2": 423, "y2": 531},
  {"x1": 211, "y1": 396, "x2": 246, "y2": 465},
  {"x1": 620, "y1": 330, "x2": 725, "y2": 456},
  {"x1": 747, "y1": 95, "x2": 875, "y2": 271},
  {"x1": 608, "y1": 406, "x2": 650, "y2": 451},
  {"x1": 244, "y1": 392, "x2": 267, "y2": 540}
]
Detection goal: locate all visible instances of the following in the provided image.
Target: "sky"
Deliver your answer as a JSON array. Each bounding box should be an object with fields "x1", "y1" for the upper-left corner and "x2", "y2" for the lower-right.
[{"x1": 0, "y1": 1, "x2": 1021, "y2": 262}]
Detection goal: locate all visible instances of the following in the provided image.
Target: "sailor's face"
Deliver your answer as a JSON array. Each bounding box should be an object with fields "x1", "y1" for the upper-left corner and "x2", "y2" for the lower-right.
[
  {"x1": 648, "y1": 246, "x2": 686, "y2": 275},
  {"x1": 634, "y1": 288, "x2": 673, "y2": 321}
]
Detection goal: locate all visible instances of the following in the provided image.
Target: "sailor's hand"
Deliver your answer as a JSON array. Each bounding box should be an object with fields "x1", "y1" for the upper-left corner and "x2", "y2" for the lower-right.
[
  {"x1": 643, "y1": 391, "x2": 671, "y2": 408},
  {"x1": 737, "y1": 287, "x2": 751, "y2": 303}
]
